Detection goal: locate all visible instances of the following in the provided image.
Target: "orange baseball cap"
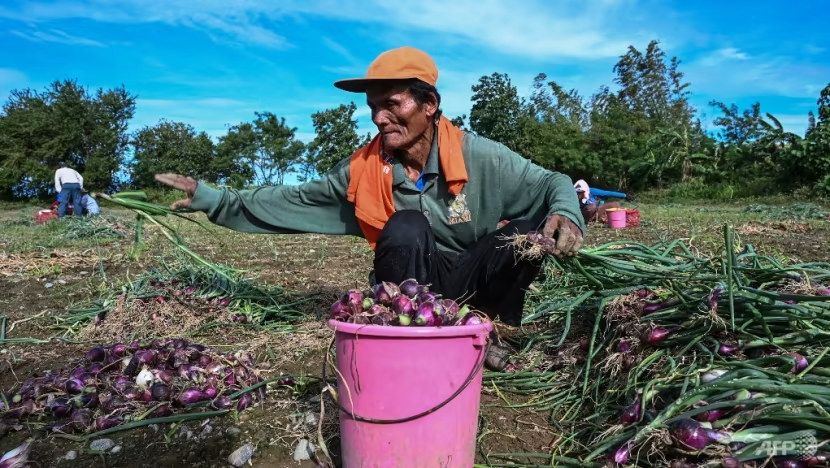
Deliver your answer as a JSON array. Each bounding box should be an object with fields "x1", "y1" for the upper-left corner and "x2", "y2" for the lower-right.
[{"x1": 334, "y1": 46, "x2": 439, "y2": 93}]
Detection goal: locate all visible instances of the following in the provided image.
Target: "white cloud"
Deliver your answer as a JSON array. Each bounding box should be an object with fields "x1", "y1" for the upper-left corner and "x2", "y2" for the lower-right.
[
  {"x1": 140, "y1": 98, "x2": 248, "y2": 109},
  {"x1": 181, "y1": 14, "x2": 290, "y2": 49},
  {"x1": 131, "y1": 97, "x2": 263, "y2": 138},
  {"x1": 687, "y1": 53, "x2": 828, "y2": 99},
  {"x1": 697, "y1": 47, "x2": 750, "y2": 67},
  {"x1": 10, "y1": 28, "x2": 106, "y2": 47},
  {"x1": 0, "y1": 68, "x2": 28, "y2": 84},
  {"x1": 0, "y1": 0, "x2": 652, "y2": 60},
  {"x1": 321, "y1": 37, "x2": 361, "y2": 67}
]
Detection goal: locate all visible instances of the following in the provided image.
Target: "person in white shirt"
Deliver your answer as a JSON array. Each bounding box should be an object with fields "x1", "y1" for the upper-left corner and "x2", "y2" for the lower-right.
[
  {"x1": 81, "y1": 189, "x2": 100, "y2": 216},
  {"x1": 55, "y1": 162, "x2": 84, "y2": 218}
]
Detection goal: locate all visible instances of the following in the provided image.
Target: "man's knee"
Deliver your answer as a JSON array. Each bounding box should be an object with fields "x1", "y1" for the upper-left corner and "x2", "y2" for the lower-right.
[
  {"x1": 377, "y1": 210, "x2": 431, "y2": 249},
  {"x1": 500, "y1": 219, "x2": 536, "y2": 236}
]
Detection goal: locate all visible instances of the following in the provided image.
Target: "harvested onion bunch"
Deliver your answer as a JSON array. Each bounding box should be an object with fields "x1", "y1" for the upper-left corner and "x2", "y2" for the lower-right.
[
  {"x1": 0, "y1": 339, "x2": 270, "y2": 434},
  {"x1": 329, "y1": 279, "x2": 488, "y2": 327}
]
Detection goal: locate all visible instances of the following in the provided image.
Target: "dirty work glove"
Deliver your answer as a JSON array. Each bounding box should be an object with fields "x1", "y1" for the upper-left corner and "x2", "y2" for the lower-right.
[
  {"x1": 625, "y1": 193, "x2": 636, "y2": 202},
  {"x1": 541, "y1": 214, "x2": 583, "y2": 258}
]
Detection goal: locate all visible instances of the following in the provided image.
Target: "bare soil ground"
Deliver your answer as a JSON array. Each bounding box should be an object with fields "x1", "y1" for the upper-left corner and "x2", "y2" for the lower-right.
[{"x1": 1, "y1": 203, "x2": 828, "y2": 467}]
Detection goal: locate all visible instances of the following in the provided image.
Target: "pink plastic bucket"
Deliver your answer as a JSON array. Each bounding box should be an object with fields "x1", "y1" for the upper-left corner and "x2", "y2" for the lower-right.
[
  {"x1": 327, "y1": 319, "x2": 493, "y2": 467},
  {"x1": 607, "y1": 208, "x2": 627, "y2": 229}
]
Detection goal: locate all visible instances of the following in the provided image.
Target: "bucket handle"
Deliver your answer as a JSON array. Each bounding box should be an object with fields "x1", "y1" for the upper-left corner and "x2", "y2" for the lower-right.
[{"x1": 322, "y1": 334, "x2": 490, "y2": 425}]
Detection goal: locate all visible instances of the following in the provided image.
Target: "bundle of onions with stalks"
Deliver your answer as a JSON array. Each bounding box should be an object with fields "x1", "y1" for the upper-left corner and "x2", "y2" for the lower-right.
[
  {"x1": 0, "y1": 338, "x2": 276, "y2": 435},
  {"x1": 328, "y1": 278, "x2": 490, "y2": 327},
  {"x1": 61, "y1": 262, "x2": 307, "y2": 340},
  {"x1": 482, "y1": 226, "x2": 830, "y2": 467}
]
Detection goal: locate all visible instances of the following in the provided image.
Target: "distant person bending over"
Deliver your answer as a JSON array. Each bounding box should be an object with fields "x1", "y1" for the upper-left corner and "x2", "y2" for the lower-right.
[
  {"x1": 81, "y1": 190, "x2": 100, "y2": 216},
  {"x1": 153, "y1": 47, "x2": 587, "y2": 371},
  {"x1": 574, "y1": 179, "x2": 634, "y2": 224},
  {"x1": 55, "y1": 162, "x2": 84, "y2": 218}
]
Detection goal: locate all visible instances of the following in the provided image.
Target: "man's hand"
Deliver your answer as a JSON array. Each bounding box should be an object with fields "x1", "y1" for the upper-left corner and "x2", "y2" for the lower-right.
[
  {"x1": 154, "y1": 173, "x2": 198, "y2": 210},
  {"x1": 541, "y1": 214, "x2": 583, "y2": 257}
]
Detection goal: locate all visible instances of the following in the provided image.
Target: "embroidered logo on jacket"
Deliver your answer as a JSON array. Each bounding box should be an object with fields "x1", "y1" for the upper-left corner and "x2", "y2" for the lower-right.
[{"x1": 447, "y1": 193, "x2": 472, "y2": 225}]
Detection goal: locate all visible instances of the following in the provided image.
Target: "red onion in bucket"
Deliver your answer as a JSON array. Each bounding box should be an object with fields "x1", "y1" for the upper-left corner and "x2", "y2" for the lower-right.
[
  {"x1": 343, "y1": 289, "x2": 365, "y2": 313},
  {"x1": 414, "y1": 301, "x2": 436, "y2": 326},
  {"x1": 417, "y1": 291, "x2": 437, "y2": 304},
  {"x1": 369, "y1": 282, "x2": 400, "y2": 305},
  {"x1": 462, "y1": 314, "x2": 483, "y2": 326},
  {"x1": 398, "y1": 278, "x2": 420, "y2": 298},
  {"x1": 330, "y1": 300, "x2": 352, "y2": 321},
  {"x1": 390, "y1": 295, "x2": 415, "y2": 317}
]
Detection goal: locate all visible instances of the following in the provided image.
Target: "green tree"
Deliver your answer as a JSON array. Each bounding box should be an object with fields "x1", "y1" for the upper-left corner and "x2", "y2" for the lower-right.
[
  {"x1": 450, "y1": 115, "x2": 468, "y2": 130},
  {"x1": 469, "y1": 72, "x2": 526, "y2": 152},
  {"x1": 129, "y1": 120, "x2": 245, "y2": 188},
  {"x1": 220, "y1": 112, "x2": 305, "y2": 185},
  {"x1": 306, "y1": 102, "x2": 370, "y2": 179},
  {"x1": 0, "y1": 79, "x2": 135, "y2": 199},
  {"x1": 805, "y1": 83, "x2": 830, "y2": 192},
  {"x1": 519, "y1": 74, "x2": 592, "y2": 177},
  {"x1": 611, "y1": 41, "x2": 705, "y2": 189}
]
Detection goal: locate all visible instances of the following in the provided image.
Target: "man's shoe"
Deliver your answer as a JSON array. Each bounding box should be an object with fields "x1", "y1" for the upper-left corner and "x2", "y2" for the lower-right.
[{"x1": 484, "y1": 333, "x2": 514, "y2": 372}]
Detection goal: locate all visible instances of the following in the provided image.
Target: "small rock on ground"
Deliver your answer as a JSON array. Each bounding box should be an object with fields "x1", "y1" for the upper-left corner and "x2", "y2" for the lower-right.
[
  {"x1": 64, "y1": 451, "x2": 77, "y2": 460},
  {"x1": 89, "y1": 439, "x2": 115, "y2": 451},
  {"x1": 225, "y1": 427, "x2": 241, "y2": 437},
  {"x1": 228, "y1": 443, "x2": 254, "y2": 467},
  {"x1": 303, "y1": 411, "x2": 318, "y2": 429},
  {"x1": 293, "y1": 439, "x2": 315, "y2": 462},
  {"x1": 111, "y1": 446, "x2": 122, "y2": 454}
]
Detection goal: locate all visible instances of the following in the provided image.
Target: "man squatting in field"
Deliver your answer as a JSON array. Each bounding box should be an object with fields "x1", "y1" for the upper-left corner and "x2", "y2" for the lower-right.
[{"x1": 155, "y1": 47, "x2": 586, "y2": 371}]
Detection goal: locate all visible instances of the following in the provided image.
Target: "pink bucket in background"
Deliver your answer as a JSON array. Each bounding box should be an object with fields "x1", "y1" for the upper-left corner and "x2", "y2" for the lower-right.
[
  {"x1": 327, "y1": 319, "x2": 492, "y2": 467},
  {"x1": 607, "y1": 208, "x2": 627, "y2": 229}
]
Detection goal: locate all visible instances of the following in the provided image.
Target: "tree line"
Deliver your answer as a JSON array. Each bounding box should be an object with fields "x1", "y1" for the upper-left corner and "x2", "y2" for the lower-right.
[{"x1": 1, "y1": 39, "x2": 828, "y2": 201}]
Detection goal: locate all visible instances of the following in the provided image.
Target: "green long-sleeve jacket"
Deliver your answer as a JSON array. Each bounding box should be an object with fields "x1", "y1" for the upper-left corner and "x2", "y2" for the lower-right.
[{"x1": 190, "y1": 132, "x2": 586, "y2": 253}]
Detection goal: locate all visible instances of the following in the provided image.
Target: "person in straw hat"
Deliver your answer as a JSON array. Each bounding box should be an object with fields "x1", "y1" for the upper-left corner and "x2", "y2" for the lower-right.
[{"x1": 155, "y1": 47, "x2": 586, "y2": 371}]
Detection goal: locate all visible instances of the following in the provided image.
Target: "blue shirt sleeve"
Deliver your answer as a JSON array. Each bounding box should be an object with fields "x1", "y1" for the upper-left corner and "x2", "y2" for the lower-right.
[{"x1": 591, "y1": 188, "x2": 626, "y2": 199}]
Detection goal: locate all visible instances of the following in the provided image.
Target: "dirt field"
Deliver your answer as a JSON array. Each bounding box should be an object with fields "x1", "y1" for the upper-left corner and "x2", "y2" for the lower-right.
[{"x1": 1, "y1": 201, "x2": 828, "y2": 467}]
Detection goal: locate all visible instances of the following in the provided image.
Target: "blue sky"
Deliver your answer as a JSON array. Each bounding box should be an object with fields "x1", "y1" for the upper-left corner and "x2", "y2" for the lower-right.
[{"x1": 1, "y1": 0, "x2": 827, "y2": 181}]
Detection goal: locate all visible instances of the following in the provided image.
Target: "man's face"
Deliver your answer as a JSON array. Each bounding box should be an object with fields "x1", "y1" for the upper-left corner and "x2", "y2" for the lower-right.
[{"x1": 366, "y1": 84, "x2": 436, "y2": 151}]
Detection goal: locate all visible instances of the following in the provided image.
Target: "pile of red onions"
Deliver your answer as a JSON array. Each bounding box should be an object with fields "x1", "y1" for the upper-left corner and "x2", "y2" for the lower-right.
[
  {"x1": 330, "y1": 279, "x2": 487, "y2": 327},
  {"x1": 0, "y1": 338, "x2": 267, "y2": 434}
]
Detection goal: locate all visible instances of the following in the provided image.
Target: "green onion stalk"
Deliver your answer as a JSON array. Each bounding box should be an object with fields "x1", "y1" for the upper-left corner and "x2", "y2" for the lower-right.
[{"x1": 485, "y1": 226, "x2": 830, "y2": 466}]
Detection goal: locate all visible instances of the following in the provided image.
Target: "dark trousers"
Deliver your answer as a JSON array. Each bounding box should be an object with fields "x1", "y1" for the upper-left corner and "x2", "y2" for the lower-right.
[
  {"x1": 58, "y1": 183, "x2": 82, "y2": 218},
  {"x1": 373, "y1": 210, "x2": 544, "y2": 326}
]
